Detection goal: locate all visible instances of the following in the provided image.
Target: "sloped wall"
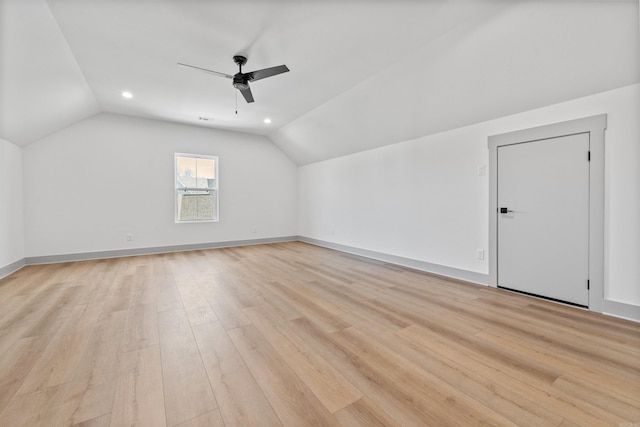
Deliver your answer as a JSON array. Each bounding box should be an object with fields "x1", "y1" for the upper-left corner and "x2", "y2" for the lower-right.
[
  {"x1": 0, "y1": 0, "x2": 99, "y2": 145},
  {"x1": 274, "y1": 2, "x2": 639, "y2": 165}
]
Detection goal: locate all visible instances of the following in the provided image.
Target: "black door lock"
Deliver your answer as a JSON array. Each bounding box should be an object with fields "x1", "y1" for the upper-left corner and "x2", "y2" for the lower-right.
[{"x1": 500, "y1": 207, "x2": 514, "y2": 214}]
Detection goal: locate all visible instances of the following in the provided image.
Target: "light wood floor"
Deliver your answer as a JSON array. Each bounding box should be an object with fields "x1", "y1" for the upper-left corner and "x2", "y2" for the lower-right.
[{"x1": 0, "y1": 242, "x2": 638, "y2": 426}]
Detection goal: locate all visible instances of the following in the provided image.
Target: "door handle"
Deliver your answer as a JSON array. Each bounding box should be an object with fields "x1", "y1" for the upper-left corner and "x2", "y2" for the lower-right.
[{"x1": 500, "y1": 207, "x2": 514, "y2": 214}]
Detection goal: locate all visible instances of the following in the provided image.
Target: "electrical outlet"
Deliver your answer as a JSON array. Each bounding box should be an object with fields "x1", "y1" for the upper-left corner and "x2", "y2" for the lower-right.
[
  {"x1": 478, "y1": 164, "x2": 486, "y2": 176},
  {"x1": 252, "y1": 226, "x2": 257, "y2": 233},
  {"x1": 126, "y1": 234, "x2": 133, "y2": 242},
  {"x1": 476, "y1": 249, "x2": 485, "y2": 260}
]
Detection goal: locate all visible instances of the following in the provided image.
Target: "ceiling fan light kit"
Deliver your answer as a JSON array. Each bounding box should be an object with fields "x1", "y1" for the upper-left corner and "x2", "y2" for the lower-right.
[{"x1": 178, "y1": 55, "x2": 289, "y2": 105}]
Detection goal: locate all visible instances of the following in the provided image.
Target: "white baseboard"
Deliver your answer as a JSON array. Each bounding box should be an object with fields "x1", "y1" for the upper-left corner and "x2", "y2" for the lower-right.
[
  {"x1": 603, "y1": 299, "x2": 640, "y2": 323},
  {"x1": 24, "y1": 236, "x2": 298, "y2": 265},
  {"x1": 298, "y1": 236, "x2": 488, "y2": 285},
  {"x1": 0, "y1": 258, "x2": 26, "y2": 280}
]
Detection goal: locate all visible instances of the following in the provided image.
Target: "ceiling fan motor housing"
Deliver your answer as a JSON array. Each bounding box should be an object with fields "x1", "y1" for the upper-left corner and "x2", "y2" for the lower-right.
[
  {"x1": 233, "y1": 74, "x2": 249, "y2": 90},
  {"x1": 232, "y1": 55, "x2": 249, "y2": 90}
]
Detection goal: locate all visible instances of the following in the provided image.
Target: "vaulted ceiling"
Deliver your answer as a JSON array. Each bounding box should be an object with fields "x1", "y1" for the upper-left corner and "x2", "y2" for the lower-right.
[{"x1": 1, "y1": 0, "x2": 638, "y2": 164}]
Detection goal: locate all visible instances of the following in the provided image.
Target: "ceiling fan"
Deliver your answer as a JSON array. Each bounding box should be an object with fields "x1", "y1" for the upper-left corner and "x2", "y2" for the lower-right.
[{"x1": 178, "y1": 55, "x2": 289, "y2": 103}]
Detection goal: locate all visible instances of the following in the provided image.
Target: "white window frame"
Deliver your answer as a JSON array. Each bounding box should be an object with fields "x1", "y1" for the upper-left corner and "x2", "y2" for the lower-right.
[{"x1": 174, "y1": 153, "x2": 219, "y2": 223}]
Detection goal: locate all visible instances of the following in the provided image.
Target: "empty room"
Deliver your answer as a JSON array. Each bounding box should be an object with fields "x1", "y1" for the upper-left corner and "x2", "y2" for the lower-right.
[{"x1": 1, "y1": 0, "x2": 639, "y2": 426}]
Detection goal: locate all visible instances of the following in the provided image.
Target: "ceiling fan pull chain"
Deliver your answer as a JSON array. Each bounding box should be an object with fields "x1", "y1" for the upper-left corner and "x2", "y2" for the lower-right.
[{"x1": 235, "y1": 90, "x2": 238, "y2": 114}]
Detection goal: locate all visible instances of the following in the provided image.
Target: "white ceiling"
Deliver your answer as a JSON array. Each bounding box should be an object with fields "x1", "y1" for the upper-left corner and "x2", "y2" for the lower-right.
[{"x1": 1, "y1": 0, "x2": 638, "y2": 164}]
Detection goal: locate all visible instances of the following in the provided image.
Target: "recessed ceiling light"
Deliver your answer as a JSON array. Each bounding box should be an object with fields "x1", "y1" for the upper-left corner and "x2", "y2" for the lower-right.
[
  {"x1": 122, "y1": 91, "x2": 133, "y2": 99},
  {"x1": 263, "y1": 118, "x2": 272, "y2": 124}
]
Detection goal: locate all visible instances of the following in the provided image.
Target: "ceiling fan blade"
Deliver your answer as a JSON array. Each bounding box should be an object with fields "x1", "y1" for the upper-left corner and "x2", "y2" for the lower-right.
[
  {"x1": 246, "y1": 65, "x2": 289, "y2": 82},
  {"x1": 239, "y1": 86, "x2": 254, "y2": 103},
  {"x1": 177, "y1": 63, "x2": 233, "y2": 79}
]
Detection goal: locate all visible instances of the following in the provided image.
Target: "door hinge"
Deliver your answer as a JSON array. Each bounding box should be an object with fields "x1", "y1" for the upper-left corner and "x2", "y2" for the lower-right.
[
  {"x1": 588, "y1": 151, "x2": 591, "y2": 161},
  {"x1": 587, "y1": 279, "x2": 590, "y2": 290}
]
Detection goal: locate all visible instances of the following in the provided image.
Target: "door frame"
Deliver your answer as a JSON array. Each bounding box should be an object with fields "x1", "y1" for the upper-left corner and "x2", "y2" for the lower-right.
[{"x1": 488, "y1": 114, "x2": 607, "y2": 312}]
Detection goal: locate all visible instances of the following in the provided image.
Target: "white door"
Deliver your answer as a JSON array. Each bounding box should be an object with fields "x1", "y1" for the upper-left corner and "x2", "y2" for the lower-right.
[{"x1": 497, "y1": 133, "x2": 590, "y2": 306}]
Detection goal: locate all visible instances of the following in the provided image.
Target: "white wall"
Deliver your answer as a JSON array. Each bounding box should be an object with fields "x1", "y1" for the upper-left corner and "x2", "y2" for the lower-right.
[
  {"x1": 0, "y1": 138, "x2": 25, "y2": 269},
  {"x1": 23, "y1": 113, "x2": 298, "y2": 257},
  {"x1": 299, "y1": 84, "x2": 640, "y2": 307}
]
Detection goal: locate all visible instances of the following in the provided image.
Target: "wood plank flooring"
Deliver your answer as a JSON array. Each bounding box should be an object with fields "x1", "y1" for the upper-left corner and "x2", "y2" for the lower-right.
[{"x1": 0, "y1": 241, "x2": 638, "y2": 426}]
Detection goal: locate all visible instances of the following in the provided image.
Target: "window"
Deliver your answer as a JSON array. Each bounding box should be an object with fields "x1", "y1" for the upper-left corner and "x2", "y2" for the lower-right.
[{"x1": 175, "y1": 153, "x2": 218, "y2": 222}]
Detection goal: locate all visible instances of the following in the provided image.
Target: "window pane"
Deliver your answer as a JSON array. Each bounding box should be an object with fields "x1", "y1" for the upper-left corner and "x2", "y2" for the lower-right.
[
  {"x1": 176, "y1": 156, "x2": 198, "y2": 188},
  {"x1": 196, "y1": 158, "x2": 216, "y2": 189},
  {"x1": 177, "y1": 190, "x2": 216, "y2": 221},
  {"x1": 175, "y1": 153, "x2": 218, "y2": 222}
]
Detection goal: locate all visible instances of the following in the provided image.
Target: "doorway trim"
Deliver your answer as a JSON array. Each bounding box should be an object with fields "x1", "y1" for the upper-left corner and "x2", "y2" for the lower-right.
[{"x1": 488, "y1": 114, "x2": 607, "y2": 312}]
